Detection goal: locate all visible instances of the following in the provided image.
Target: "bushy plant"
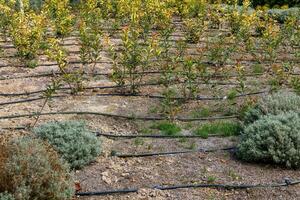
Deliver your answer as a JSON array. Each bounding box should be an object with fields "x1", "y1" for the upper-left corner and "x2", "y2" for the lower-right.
[
  {"x1": 251, "y1": 0, "x2": 299, "y2": 8},
  {"x1": 268, "y1": 8, "x2": 300, "y2": 23},
  {"x1": 0, "y1": 192, "x2": 15, "y2": 200},
  {"x1": 78, "y1": 0, "x2": 103, "y2": 73},
  {"x1": 34, "y1": 121, "x2": 101, "y2": 169},
  {"x1": 9, "y1": 11, "x2": 46, "y2": 66},
  {"x1": 237, "y1": 112, "x2": 300, "y2": 168},
  {"x1": 243, "y1": 91, "x2": 300, "y2": 124},
  {"x1": 0, "y1": 137, "x2": 74, "y2": 200},
  {"x1": 43, "y1": 0, "x2": 74, "y2": 37}
]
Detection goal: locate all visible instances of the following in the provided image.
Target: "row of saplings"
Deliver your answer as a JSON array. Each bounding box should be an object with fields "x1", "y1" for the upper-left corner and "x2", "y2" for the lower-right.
[{"x1": 0, "y1": 91, "x2": 300, "y2": 199}]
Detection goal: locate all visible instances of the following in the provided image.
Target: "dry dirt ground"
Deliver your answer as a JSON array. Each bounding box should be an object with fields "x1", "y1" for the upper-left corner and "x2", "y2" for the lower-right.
[{"x1": 0, "y1": 26, "x2": 300, "y2": 199}]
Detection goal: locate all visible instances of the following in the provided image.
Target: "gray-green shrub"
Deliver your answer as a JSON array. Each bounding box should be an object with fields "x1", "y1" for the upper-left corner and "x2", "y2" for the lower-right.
[
  {"x1": 34, "y1": 121, "x2": 101, "y2": 169},
  {"x1": 237, "y1": 112, "x2": 300, "y2": 168},
  {"x1": 268, "y1": 8, "x2": 300, "y2": 23},
  {"x1": 0, "y1": 192, "x2": 15, "y2": 200},
  {"x1": 0, "y1": 137, "x2": 74, "y2": 200},
  {"x1": 243, "y1": 91, "x2": 300, "y2": 124}
]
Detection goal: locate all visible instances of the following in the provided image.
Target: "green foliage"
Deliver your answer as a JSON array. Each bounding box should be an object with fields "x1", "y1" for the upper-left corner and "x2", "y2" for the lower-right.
[
  {"x1": 191, "y1": 107, "x2": 211, "y2": 118},
  {"x1": 133, "y1": 138, "x2": 144, "y2": 146},
  {"x1": 237, "y1": 112, "x2": 300, "y2": 168},
  {"x1": 29, "y1": 0, "x2": 45, "y2": 11},
  {"x1": 193, "y1": 121, "x2": 242, "y2": 137},
  {"x1": 183, "y1": 18, "x2": 204, "y2": 43},
  {"x1": 44, "y1": 0, "x2": 74, "y2": 37},
  {"x1": 0, "y1": 192, "x2": 15, "y2": 200},
  {"x1": 251, "y1": 64, "x2": 264, "y2": 74},
  {"x1": 267, "y1": 8, "x2": 300, "y2": 23},
  {"x1": 151, "y1": 121, "x2": 181, "y2": 136},
  {"x1": 227, "y1": 89, "x2": 238, "y2": 100},
  {"x1": 159, "y1": 88, "x2": 181, "y2": 118},
  {"x1": 243, "y1": 91, "x2": 300, "y2": 124},
  {"x1": 34, "y1": 121, "x2": 101, "y2": 169},
  {"x1": 79, "y1": 0, "x2": 103, "y2": 72},
  {"x1": 9, "y1": 11, "x2": 46, "y2": 62},
  {"x1": 251, "y1": 0, "x2": 299, "y2": 8},
  {"x1": 207, "y1": 175, "x2": 217, "y2": 183},
  {"x1": 0, "y1": 137, "x2": 74, "y2": 200},
  {"x1": 291, "y1": 77, "x2": 300, "y2": 95}
]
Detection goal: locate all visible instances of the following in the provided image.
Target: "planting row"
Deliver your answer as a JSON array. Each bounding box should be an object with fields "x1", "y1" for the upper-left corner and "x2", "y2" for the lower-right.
[{"x1": 1, "y1": 91, "x2": 300, "y2": 199}]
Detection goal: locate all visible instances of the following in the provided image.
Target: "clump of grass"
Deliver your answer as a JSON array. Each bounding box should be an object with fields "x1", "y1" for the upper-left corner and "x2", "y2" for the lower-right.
[
  {"x1": 191, "y1": 107, "x2": 211, "y2": 118},
  {"x1": 134, "y1": 138, "x2": 144, "y2": 146},
  {"x1": 150, "y1": 122, "x2": 181, "y2": 136},
  {"x1": 252, "y1": 64, "x2": 264, "y2": 74},
  {"x1": 207, "y1": 175, "x2": 217, "y2": 183},
  {"x1": 139, "y1": 128, "x2": 155, "y2": 135},
  {"x1": 193, "y1": 121, "x2": 242, "y2": 138},
  {"x1": 227, "y1": 90, "x2": 238, "y2": 100}
]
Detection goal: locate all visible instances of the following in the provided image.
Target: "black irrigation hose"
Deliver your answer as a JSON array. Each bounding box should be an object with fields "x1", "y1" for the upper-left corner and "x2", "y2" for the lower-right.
[
  {"x1": 0, "y1": 60, "x2": 91, "y2": 68},
  {"x1": 0, "y1": 111, "x2": 238, "y2": 122},
  {"x1": 0, "y1": 75, "x2": 269, "y2": 97},
  {"x1": 2, "y1": 40, "x2": 296, "y2": 56},
  {"x1": 1, "y1": 70, "x2": 300, "y2": 81},
  {"x1": 75, "y1": 179, "x2": 300, "y2": 197},
  {"x1": 76, "y1": 188, "x2": 139, "y2": 196},
  {"x1": 0, "y1": 95, "x2": 65, "y2": 106},
  {"x1": 112, "y1": 147, "x2": 236, "y2": 158},
  {"x1": 96, "y1": 132, "x2": 225, "y2": 139},
  {"x1": 1, "y1": 126, "x2": 27, "y2": 130},
  {"x1": 0, "y1": 89, "x2": 268, "y2": 107},
  {"x1": 0, "y1": 83, "x2": 140, "y2": 96},
  {"x1": 96, "y1": 90, "x2": 268, "y2": 101},
  {"x1": 0, "y1": 50, "x2": 299, "y2": 67}
]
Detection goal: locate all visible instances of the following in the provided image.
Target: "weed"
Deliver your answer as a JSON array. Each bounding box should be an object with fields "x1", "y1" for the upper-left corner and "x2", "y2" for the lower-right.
[
  {"x1": 187, "y1": 141, "x2": 197, "y2": 150},
  {"x1": 134, "y1": 138, "x2": 144, "y2": 146},
  {"x1": 193, "y1": 121, "x2": 242, "y2": 137},
  {"x1": 178, "y1": 138, "x2": 188, "y2": 143},
  {"x1": 227, "y1": 89, "x2": 238, "y2": 101},
  {"x1": 192, "y1": 107, "x2": 211, "y2": 118},
  {"x1": 207, "y1": 175, "x2": 217, "y2": 183},
  {"x1": 150, "y1": 121, "x2": 181, "y2": 136},
  {"x1": 227, "y1": 168, "x2": 241, "y2": 181},
  {"x1": 139, "y1": 128, "x2": 155, "y2": 135},
  {"x1": 252, "y1": 64, "x2": 264, "y2": 74}
]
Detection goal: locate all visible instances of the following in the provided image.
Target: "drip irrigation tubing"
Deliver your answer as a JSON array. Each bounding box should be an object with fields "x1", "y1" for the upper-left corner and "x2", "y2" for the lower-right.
[
  {"x1": 96, "y1": 90, "x2": 269, "y2": 101},
  {"x1": 0, "y1": 90, "x2": 269, "y2": 107},
  {"x1": 2, "y1": 40, "x2": 296, "y2": 56},
  {"x1": 0, "y1": 60, "x2": 95, "y2": 68},
  {"x1": 0, "y1": 95, "x2": 65, "y2": 106},
  {"x1": 112, "y1": 147, "x2": 236, "y2": 158},
  {"x1": 0, "y1": 76, "x2": 269, "y2": 97},
  {"x1": 0, "y1": 82, "x2": 163, "y2": 97},
  {"x1": 0, "y1": 51, "x2": 299, "y2": 67},
  {"x1": 76, "y1": 188, "x2": 139, "y2": 196},
  {"x1": 1, "y1": 70, "x2": 300, "y2": 81},
  {"x1": 75, "y1": 179, "x2": 300, "y2": 197},
  {"x1": 1, "y1": 126, "x2": 27, "y2": 130},
  {"x1": 96, "y1": 132, "x2": 229, "y2": 139},
  {"x1": 0, "y1": 111, "x2": 238, "y2": 122}
]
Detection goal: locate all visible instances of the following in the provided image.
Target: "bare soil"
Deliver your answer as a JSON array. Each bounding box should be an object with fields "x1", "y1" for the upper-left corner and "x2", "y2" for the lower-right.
[{"x1": 0, "y1": 26, "x2": 299, "y2": 200}]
